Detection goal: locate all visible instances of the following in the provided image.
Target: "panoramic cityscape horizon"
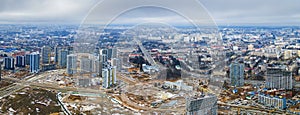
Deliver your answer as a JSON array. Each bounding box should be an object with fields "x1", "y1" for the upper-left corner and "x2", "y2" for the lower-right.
[{"x1": 1, "y1": 0, "x2": 300, "y2": 115}]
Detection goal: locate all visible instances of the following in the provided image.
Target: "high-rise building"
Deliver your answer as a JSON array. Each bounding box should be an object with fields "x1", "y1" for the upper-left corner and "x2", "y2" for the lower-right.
[
  {"x1": 80, "y1": 57, "x2": 93, "y2": 73},
  {"x1": 100, "y1": 49, "x2": 108, "y2": 56},
  {"x1": 102, "y1": 66, "x2": 117, "y2": 88},
  {"x1": 41, "y1": 46, "x2": 51, "y2": 64},
  {"x1": 30, "y1": 52, "x2": 40, "y2": 73},
  {"x1": 99, "y1": 54, "x2": 107, "y2": 77},
  {"x1": 111, "y1": 66, "x2": 117, "y2": 84},
  {"x1": 266, "y1": 67, "x2": 292, "y2": 89},
  {"x1": 186, "y1": 94, "x2": 218, "y2": 115},
  {"x1": 67, "y1": 54, "x2": 77, "y2": 75},
  {"x1": 4, "y1": 57, "x2": 14, "y2": 70},
  {"x1": 100, "y1": 48, "x2": 117, "y2": 60},
  {"x1": 94, "y1": 60, "x2": 100, "y2": 74},
  {"x1": 54, "y1": 45, "x2": 61, "y2": 64},
  {"x1": 16, "y1": 55, "x2": 25, "y2": 67},
  {"x1": 67, "y1": 46, "x2": 73, "y2": 55},
  {"x1": 0, "y1": 64, "x2": 2, "y2": 81},
  {"x1": 102, "y1": 68, "x2": 110, "y2": 88},
  {"x1": 111, "y1": 58, "x2": 118, "y2": 66},
  {"x1": 230, "y1": 62, "x2": 244, "y2": 87},
  {"x1": 111, "y1": 58, "x2": 122, "y2": 71},
  {"x1": 112, "y1": 48, "x2": 117, "y2": 59},
  {"x1": 25, "y1": 54, "x2": 30, "y2": 65},
  {"x1": 58, "y1": 50, "x2": 68, "y2": 68},
  {"x1": 107, "y1": 49, "x2": 113, "y2": 59}
]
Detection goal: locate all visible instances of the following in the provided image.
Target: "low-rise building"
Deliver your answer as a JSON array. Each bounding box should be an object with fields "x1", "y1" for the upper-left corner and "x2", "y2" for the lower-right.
[{"x1": 258, "y1": 93, "x2": 287, "y2": 110}]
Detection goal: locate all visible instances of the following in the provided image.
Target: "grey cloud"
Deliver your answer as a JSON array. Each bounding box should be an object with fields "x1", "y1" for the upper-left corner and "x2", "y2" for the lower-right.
[
  {"x1": 0, "y1": 0, "x2": 99, "y2": 23},
  {"x1": 0, "y1": 0, "x2": 299, "y2": 25},
  {"x1": 200, "y1": 0, "x2": 300, "y2": 25}
]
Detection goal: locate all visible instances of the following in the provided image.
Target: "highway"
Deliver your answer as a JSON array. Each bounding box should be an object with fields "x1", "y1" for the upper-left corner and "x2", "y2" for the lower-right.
[{"x1": 134, "y1": 37, "x2": 157, "y2": 66}]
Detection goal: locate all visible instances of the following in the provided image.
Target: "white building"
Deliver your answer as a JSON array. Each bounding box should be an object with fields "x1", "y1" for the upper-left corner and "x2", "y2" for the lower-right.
[
  {"x1": 30, "y1": 52, "x2": 40, "y2": 73},
  {"x1": 102, "y1": 66, "x2": 117, "y2": 88}
]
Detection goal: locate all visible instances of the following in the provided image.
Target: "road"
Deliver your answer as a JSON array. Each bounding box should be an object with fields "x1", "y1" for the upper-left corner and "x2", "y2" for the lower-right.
[
  {"x1": 117, "y1": 73, "x2": 137, "y2": 85},
  {"x1": 218, "y1": 102, "x2": 285, "y2": 114},
  {"x1": 0, "y1": 69, "x2": 66, "y2": 98},
  {"x1": 134, "y1": 37, "x2": 157, "y2": 66}
]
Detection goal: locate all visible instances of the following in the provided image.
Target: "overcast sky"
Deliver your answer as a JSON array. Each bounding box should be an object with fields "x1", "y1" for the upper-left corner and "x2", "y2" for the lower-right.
[{"x1": 0, "y1": 0, "x2": 299, "y2": 26}]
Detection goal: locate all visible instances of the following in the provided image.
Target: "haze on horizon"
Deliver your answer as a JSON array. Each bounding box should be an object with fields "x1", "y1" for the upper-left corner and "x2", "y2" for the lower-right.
[{"x1": 0, "y1": 0, "x2": 299, "y2": 26}]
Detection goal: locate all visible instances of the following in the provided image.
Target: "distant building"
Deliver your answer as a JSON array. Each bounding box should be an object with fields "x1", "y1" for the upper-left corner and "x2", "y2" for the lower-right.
[
  {"x1": 41, "y1": 64, "x2": 56, "y2": 71},
  {"x1": 100, "y1": 49, "x2": 108, "y2": 56},
  {"x1": 112, "y1": 58, "x2": 122, "y2": 71},
  {"x1": 248, "y1": 44, "x2": 254, "y2": 50},
  {"x1": 100, "y1": 48, "x2": 117, "y2": 60},
  {"x1": 264, "y1": 46, "x2": 281, "y2": 59},
  {"x1": 80, "y1": 57, "x2": 93, "y2": 73},
  {"x1": 111, "y1": 48, "x2": 117, "y2": 59},
  {"x1": 164, "y1": 80, "x2": 193, "y2": 91},
  {"x1": 186, "y1": 94, "x2": 218, "y2": 115},
  {"x1": 67, "y1": 46, "x2": 73, "y2": 55},
  {"x1": 16, "y1": 55, "x2": 25, "y2": 67},
  {"x1": 67, "y1": 54, "x2": 77, "y2": 75},
  {"x1": 92, "y1": 60, "x2": 99, "y2": 74},
  {"x1": 266, "y1": 67, "x2": 292, "y2": 89},
  {"x1": 258, "y1": 93, "x2": 286, "y2": 110},
  {"x1": 107, "y1": 48, "x2": 113, "y2": 60},
  {"x1": 30, "y1": 52, "x2": 40, "y2": 73},
  {"x1": 142, "y1": 64, "x2": 158, "y2": 74},
  {"x1": 58, "y1": 50, "x2": 68, "y2": 68},
  {"x1": 77, "y1": 78, "x2": 91, "y2": 87},
  {"x1": 284, "y1": 50, "x2": 292, "y2": 60},
  {"x1": 230, "y1": 62, "x2": 244, "y2": 87},
  {"x1": 4, "y1": 57, "x2": 14, "y2": 70},
  {"x1": 41, "y1": 46, "x2": 51, "y2": 64}
]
